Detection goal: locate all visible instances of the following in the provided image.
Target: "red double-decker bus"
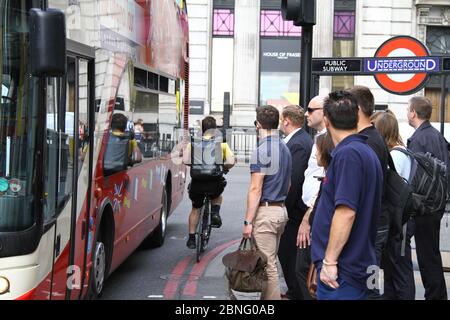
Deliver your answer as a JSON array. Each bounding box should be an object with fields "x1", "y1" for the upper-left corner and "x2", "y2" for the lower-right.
[{"x1": 0, "y1": 0, "x2": 189, "y2": 299}]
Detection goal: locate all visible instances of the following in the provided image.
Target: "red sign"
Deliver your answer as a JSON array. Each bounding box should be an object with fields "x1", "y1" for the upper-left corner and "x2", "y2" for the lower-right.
[{"x1": 374, "y1": 36, "x2": 430, "y2": 95}]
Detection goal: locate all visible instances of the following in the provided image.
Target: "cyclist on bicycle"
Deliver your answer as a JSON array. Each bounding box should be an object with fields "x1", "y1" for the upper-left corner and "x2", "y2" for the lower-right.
[{"x1": 183, "y1": 116, "x2": 236, "y2": 249}]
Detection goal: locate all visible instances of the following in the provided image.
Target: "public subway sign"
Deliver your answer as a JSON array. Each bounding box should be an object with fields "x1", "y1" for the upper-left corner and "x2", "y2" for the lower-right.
[
  {"x1": 312, "y1": 36, "x2": 450, "y2": 95},
  {"x1": 312, "y1": 59, "x2": 362, "y2": 74}
]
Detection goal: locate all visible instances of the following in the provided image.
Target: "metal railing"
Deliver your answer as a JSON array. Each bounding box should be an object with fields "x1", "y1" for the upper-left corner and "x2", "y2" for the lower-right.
[
  {"x1": 229, "y1": 128, "x2": 257, "y2": 165},
  {"x1": 187, "y1": 127, "x2": 257, "y2": 165}
]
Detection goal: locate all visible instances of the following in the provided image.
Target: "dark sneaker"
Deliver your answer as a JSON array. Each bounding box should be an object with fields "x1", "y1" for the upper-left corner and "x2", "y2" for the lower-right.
[
  {"x1": 211, "y1": 213, "x2": 222, "y2": 228},
  {"x1": 186, "y1": 237, "x2": 196, "y2": 249}
]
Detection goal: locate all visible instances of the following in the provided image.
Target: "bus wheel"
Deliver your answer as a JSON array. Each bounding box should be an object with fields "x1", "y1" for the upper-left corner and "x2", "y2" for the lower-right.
[
  {"x1": 92, "y1": 241, "x2": 106, "y2": 295},
  {"x1": 143, "y1": 188, "x2": 168, "y2": 248},
  {"x1": 88, "y1": 226, "x2": 107, "y2": 299}
]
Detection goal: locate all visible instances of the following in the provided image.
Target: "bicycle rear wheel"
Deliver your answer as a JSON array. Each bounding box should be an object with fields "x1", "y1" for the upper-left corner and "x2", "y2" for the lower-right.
[
  {"x1": 196, "y1": 205, "x2": 204, "y2": 263},
  {"x1": 201, "y1": 200, "x2": 212, "y2": 251}
]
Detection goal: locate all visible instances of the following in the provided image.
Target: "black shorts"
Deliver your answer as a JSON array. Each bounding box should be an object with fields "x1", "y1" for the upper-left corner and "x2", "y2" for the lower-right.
[{"x1": 188, "y1": 177, "x2": 227, "y2": 209}]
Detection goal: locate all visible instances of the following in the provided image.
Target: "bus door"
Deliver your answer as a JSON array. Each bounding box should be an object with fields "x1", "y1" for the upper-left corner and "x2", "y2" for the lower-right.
[{"x1": 44, "y1": 44, "x2": 95, "y2": 300}]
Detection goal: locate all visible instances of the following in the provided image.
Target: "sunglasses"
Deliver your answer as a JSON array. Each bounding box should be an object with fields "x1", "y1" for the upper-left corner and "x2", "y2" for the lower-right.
[{"x1": 307, "y1": 107, "x2": 323, "y2": 114}]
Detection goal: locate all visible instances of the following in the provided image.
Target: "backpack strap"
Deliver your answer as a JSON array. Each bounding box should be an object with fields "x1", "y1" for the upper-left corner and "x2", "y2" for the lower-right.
[
  {"x1": 400, "y1": 222, "x2": 407, "y2": 257},
  {"x1": 391, "y1": 147, "x2": 417, "y2": 183},
  {"x1": 391, "y1": 146, "x2": 412, "y2": 158},
  {"x1": 387, "y1": 152, "x2": 397, "y2": 173}
]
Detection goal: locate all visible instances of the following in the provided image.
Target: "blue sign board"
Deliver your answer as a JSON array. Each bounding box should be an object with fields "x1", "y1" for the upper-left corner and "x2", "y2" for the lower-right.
[{"x1": 364, "y1": 57, "x2": 440, "y2": 74}]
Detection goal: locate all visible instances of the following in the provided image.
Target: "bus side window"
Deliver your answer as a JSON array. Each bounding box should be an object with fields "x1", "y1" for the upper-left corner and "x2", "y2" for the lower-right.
[
  {"x1": 78, "y1": 59, "x2": 89, "y2": 177},
  {"x1": 43, "y1": 74, "x2": 74, "y2": 222},
  {"x1": 134, "y1": 90, "x2": 160, "y2": 159}
]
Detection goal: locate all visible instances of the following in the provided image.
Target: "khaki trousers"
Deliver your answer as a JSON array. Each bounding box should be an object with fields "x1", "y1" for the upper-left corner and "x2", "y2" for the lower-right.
[{"x1": 253, "y1": 206, "x2": 288, "y2": 300}]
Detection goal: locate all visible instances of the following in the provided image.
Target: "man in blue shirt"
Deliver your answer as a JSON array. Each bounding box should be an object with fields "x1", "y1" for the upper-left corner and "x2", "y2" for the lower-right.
[
  {"x1": 311, "y1": 90, "x2": 383, "y2": 300},
  {"x1": 242, "y1": 105, "x2": 292, "y2": 300}
]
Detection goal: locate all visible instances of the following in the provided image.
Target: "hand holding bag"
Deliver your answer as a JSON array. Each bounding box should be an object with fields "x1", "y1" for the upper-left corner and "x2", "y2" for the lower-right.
[{"x1": 222, "y1": 237, "x2": 268, "y2": 293}]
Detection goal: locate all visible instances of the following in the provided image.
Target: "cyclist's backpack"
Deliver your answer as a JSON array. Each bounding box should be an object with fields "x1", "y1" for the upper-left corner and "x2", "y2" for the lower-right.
[
  {"x1": 393, "y1": 147, "x2": 448, "y2": 216},
  {"x1": 190, "y1": 136, "x2": 223, "y2": 180}
]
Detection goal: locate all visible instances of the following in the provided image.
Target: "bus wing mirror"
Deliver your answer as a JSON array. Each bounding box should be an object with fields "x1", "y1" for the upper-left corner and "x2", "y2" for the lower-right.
[{"x1": 29, "y1": 8, "x2": 66, "y2": 77}]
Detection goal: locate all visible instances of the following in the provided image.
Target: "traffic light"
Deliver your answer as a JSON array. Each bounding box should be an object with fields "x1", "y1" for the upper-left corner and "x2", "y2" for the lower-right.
[{"x1": 281, "y1": 0, "x2": 316, "y2": 26}]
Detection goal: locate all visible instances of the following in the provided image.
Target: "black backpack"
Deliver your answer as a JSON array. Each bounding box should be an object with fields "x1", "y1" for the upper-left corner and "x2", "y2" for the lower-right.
[
  {"x1": 393, "y1": 148, "x2": 447, "y2": 216},
  {"x1": 190, "y1": 136, "x2": 223, "y2": 180},
  {"x1": 444, "y1": 138, "x2": 450, "y2": 203}
]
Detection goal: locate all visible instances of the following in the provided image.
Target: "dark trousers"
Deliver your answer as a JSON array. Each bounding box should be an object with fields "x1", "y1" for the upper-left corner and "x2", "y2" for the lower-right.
[
  {"x1": 414, "y1": 211, "x2": 447, "y2": 300},
  {"x1": 367, "y1": 217, "x2": 389, "y2": 300},
  {"x1": 383, "y1": 218, "x2": 416, "y2": 300},
  {"x1": 295, "y1": 246, "x2": 314, "y2": 300},
  {"x1": 278, "y1": 221, "x2": 302, "y2": 299}
]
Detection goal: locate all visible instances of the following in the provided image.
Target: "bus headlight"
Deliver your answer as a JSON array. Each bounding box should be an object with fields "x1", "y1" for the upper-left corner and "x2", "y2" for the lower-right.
[{"x1": 0, "y1": 276, "x2": 10, "y2": 294}]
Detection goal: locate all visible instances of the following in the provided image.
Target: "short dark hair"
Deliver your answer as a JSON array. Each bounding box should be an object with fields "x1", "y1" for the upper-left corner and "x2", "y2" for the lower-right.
[
  {"x1": 349, "y1": 85, "x2": 375, "y2": 117},
  {"x1": 324, "y1": 90, "x2": 359, "y2": 130},
  {"x1": 256, "y1": 105, "x2": 279, "y2": 130},
  {"x1": 409, "y1": 96, "x2": 432, "y2": 120},
  {"x1": 111, "y1": 113, "x2": 127, "y2": 132},
  {"x1": 202, "y1": 116, "x2": 217, "y2": 134}
]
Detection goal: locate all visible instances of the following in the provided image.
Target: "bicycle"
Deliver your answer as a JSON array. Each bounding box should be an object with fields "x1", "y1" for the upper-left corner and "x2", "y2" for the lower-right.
[
  {"x1": 194, "y1": 168, "x2": 229, "y2": 263},
  {"x1": 195, "y1": 193, "x2": 214, "y2": 263}
]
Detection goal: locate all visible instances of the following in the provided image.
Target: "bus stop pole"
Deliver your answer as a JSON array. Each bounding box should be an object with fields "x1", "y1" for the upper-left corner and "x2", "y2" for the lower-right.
[
  {"x1": 300, "y1": 25, "x2": 313, "y2": 132},
  {"x1": 440, "y1": 74, "x2": 447, "y2": 136}
]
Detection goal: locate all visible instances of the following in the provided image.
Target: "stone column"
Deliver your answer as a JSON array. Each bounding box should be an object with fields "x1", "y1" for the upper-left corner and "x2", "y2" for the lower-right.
[
  {"x1": 186, "y1": 0, "x2": 212, "y2": 123},
  {"x1": 313, "y1": 0, "x2": 334, "y2": 95},
  {"x1": 231, "y1": 0, "x2": 260, "y2": 127}
]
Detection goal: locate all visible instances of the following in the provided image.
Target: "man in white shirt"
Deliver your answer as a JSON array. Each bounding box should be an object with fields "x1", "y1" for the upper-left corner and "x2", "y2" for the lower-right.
[
  {"x1": 295, "y1": 95, "x2": 327, "y2": 299},
  {"x1": 301, "y1": 96, "x2": 327, "y2": 209}
]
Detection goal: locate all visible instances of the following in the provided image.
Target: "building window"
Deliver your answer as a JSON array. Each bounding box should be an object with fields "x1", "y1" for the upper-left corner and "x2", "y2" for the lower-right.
[
  {"x1": 260, "y1": 10, "x2": 301, "y2": 37},
  {"x1": 213, "y1": 9, "x2": 234, "y2": 36},
  {"x1": 332, "y1": 2, "x2": 356, "y2": 90},
  {"x1": 427, "y1": 27, "x2": 450, "y2": 54},
  {"x1": 334, "y1": 11, "x2": 355, "y2": 39},
  {"x1": 259, "y1": 38, "x2": 300, "y2": 110},
  {"x1": 425, "y1": 26, "x2": 450, "y2": 123},
  {"x1": 259, "y1": 9, "x2": 301, "y2": 110}
]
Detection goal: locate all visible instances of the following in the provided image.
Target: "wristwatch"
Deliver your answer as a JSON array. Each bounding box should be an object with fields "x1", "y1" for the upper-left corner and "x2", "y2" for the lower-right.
[{"x1": 244, "y1": 220, "x2": 252, "y2": 226}]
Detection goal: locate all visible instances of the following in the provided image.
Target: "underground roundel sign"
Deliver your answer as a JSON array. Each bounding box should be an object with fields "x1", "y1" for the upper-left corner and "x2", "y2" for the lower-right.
[{"x1": 372, "y1": 36, "x2": 431, "y2": 95}]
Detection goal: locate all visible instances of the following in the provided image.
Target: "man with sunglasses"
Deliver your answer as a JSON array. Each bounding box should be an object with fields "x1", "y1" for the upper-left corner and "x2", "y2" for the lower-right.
[{"x1": 295, "y1": 95, "x2": 327, "y2": 299}]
